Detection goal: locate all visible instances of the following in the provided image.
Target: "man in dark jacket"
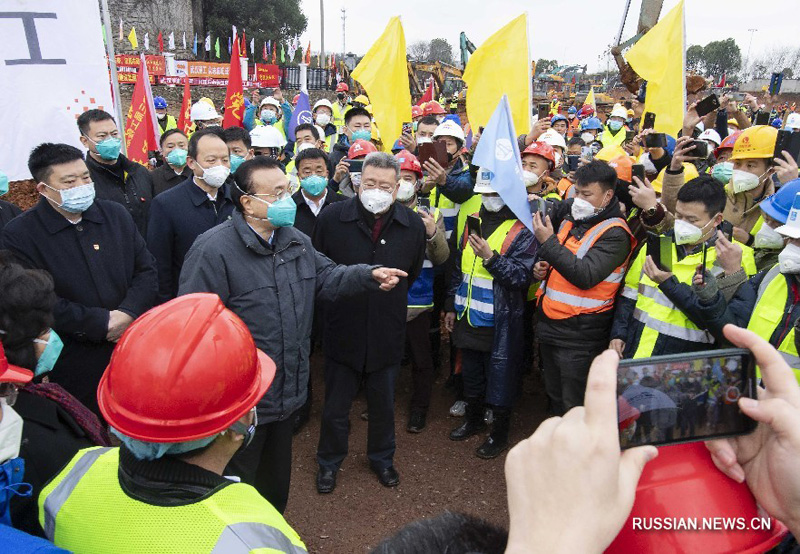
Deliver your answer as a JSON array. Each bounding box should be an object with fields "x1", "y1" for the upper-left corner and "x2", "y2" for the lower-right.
[
  {"x1": 292, "y1": 148, "x2": 344, "y2": 238},
  {"x1": 78, "y1": 110, "x2": 155, "y2": 237},
  {"x1": 147, "y1": 128, "x2": 235, "y2": 303},
  {"x1": 533, "y1": 161, "x2": 633, "y2": 415},
  {"x1": 150, "y1": 129, "x2": 192, "y2": 196},
  {"x1": 314, "y1": 152, "x2": 426, "y2": 493},
  {"x1": 178, "y1": 156, "x2": 407, "y2": 513},
  {"x1": 328, "y1": 107, "x2": 374, "y2": 173},
  {"x1": 1, "y1": 143, "x2": 157, "y2": 415}
]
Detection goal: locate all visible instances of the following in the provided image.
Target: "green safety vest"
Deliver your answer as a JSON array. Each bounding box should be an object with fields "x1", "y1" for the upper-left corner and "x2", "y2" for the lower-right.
[
  {"x1": 158, "y1": 115, "x2": 178, "y2": 135},
  {"x1": 599, "y1": 126, "x2": 627, "y2": 148},
  {"x1": 39, "y1": 447, "x2": 307, "y2": 554},
  {"x1": 747, "y1": 265, "x2": 800, "y2": 376},
  {"x1": 455, "y1": 195, "x2": 483, "y2": 247},
  {"x1": 332, "y1": 102, "x2": 350, "y2": 134},
  {"x1": 621, "y1": 239, "x2": 758, "y2": 358}
]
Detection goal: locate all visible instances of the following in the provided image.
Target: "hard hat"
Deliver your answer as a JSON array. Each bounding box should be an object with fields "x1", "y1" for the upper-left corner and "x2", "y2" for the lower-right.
[
  {"x1": 336, "y1": 82, "x2": 349, "y2": 93},
  {"x1": 715, "y1": 130, "x2": 742, "y2": 157},
  {"x1": 313, "y1": 98, "x2": 333, "y2": 112},
  {"x1": 651, "y1": 162, "x2": 699, "y2": 193},
  {"x1": 610, "y1": 103, "x2": 628, "y2": 119},
  {"x1": 698, "y1": 129, "x2": 722, "y2": 147},
  {"x1": 395, "y1": 151, "x2": 423, "y2": 178},
  {"x1": 608, "y1": 155, "x2": 635, "y2": 182},
  {"x1": 568, "y1": 106, "x2": 578, "y2": 115},
  {"x1": 595, "y1": 145, "x2": 627, "y2": 162},
  {"x1": 577, "y1": 105, "x2": 595, "y2": 119},
  {"x1": 521, "y1": 141, "x2": 556, "y2": 170},
  {"x1": 786, "y1": 113, "x2": 800, "y2": 131},
  {"x1": 727, "y1": 118, "x2": 740, "y2": 129},
  {"x1": 539, "y1": 129, "x2": 567, "y2": 152},
  {"x1": 97, "y1": 294, "x2": 277, "y2": 443},
  {"x1": 473, "y1": 167, "x2": 496, "y2": 194},
  {"x1": 411, "y1": 106, "x2": 423, "y2": 118},
  {"x1": 190, "y1": 101, "x2": 219, "y2": 122},
  {"x1": 347, "y1": 139, "x2": 377, "y2": 159},
  {"x1": 627, "y1": 108, "x2": 635, "y2": 118},
  {"x1": 250, "y1": 125, "x2": 287, "y2": 148},
  {"x1": 153, "y1": 96, "x2": 168, "y2": 109},
  {"x1": 423, "y1": 101, "x2": 446, "y2": 116},
  {"x1": 771, "y1": 117, "x2": 783, "y2": 129},
  {"x1": 199, "y1": 97, "x2": 215, "y2": 108},
  {"x1": 391, "y1": 139, "x2": 404, "y2": 153},
  {"x1": 550, "y1": 114, "x2": 569, "y2": 127},
  {"x1": 775, "y1": 187, "x2": 800, "y2": 238},
  {"x1": 607, "y1": 443, "x2": 786, "y2": 554},
  {"x1": 730, "y1": 125, "x2": 779, "y2": 161},
  {"x1": 353, "y1": 94, "x2": 369, "y2": 105},
  {"x1": 0, "y1": 342, "x2": 33, "y2": 384},
  {"x1": 292, "y1": 94, "x2": 300, "y2": 105},
  {"x1": 433, "y1": 120, "x2": 466, "y2": 143},
  {"x1": 580, "y1": 117, "x2": 603, "y2": 131},
  {"x1": 260, "y1": 97, "x2": 282, "y2": 110},
  {"x1": 443, "y1": 113, "x2": 462, "y2": 127}
]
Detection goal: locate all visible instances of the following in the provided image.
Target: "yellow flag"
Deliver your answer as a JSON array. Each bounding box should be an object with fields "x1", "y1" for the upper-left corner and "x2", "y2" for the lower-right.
[
  {"x1": 584, "y1": 86, "x2": 596, "y2": 113},
  {"x1": 351, "y1": 17, "x2": 411, "y2": 153},
  {"x1": 128, "y1": 27, "x2": 138, "y2": 50},
  {"x1": 463, "y1": 14, "x2": 530, "y2": 135},
  {"x1": 625, "y1": 0, "x2": 685, "y2": 135}
]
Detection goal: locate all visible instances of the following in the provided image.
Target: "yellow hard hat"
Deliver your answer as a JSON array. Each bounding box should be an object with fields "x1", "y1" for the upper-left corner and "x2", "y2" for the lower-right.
[
  {"x1": 199, "y1": 97, "x2": 215, "y2": 108},
  {"x1": 354, "y1": 94, "x2": 369, "y2": 105},
  {"x1": 727, "y1": 118, "x2": 739, "y2": 128},
  {"x1": 595, "y1": 145, "x2": 627, "y2": 162},
  {"x1": 651, "y1": 163, "x2": 699, "y2": 194},
  {"x1": 730, "y1": 125, "x2": 778, "y2": 161}
]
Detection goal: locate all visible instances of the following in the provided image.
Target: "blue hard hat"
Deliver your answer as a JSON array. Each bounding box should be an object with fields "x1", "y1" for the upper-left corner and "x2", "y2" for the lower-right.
[
  {"x1": 443, "y1": 113, "x2": 462, "y2": 127},
  {"x1": 665, "y1": 135, "x2": 677, "y2": 156},
  {"x1": 761, "y1": 179, "x2": 800, "y2": 224},
  {"x1": 392, "y1": 139, "x2": 404, "y2": 153},
  {"x1": 551, "y1": 114, "x2": 568, "y2": 125},
  {"x1": 154, "y1": 96, "x2": 168, "y2": 109},
  {"x1": 568, "y1": 106, "x2": 578, "y2": 115},
  {"x1": 580, "y1": 117, "x2": 603, "y2": 131},
  {"x1": 771, "y1": 118, "x2": 783, "y2": 129}
]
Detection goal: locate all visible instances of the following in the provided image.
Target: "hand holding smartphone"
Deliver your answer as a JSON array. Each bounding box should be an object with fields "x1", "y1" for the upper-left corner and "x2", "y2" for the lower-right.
[{"x1": 466, "y1": 215, "x2": 482, "y2": 239}]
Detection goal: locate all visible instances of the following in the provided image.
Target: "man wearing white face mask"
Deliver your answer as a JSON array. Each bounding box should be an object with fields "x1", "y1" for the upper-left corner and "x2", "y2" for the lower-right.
[
  {"x1": 599, "y1": 104, "x2": 630, "y2": 148},
  {"x1": 312, "y1": 99, "x2": 337, "y2": 152},
  {"x1": 147, "y1": 128, "x2": 236, "y2": 303},
  {"x1": 749, "y1": 179, "x2": 800, "y2": 271}
]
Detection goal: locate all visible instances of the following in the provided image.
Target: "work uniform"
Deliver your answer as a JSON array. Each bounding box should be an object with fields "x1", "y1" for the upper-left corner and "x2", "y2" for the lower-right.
[
  {"x1": 599, "y1": 125, "x2": 628, "y2": 148},
  {"x1": 157, "y1": 115, "x2": 178, "y2": 135},
  {"x1": 39, "y1": 447, "x2": 307, "y2": 553},
  {"x1": 332, "y1": 101, "x2": 351, "y2": 135}
]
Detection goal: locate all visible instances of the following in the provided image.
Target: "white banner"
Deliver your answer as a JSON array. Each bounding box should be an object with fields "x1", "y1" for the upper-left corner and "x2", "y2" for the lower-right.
[{"x1": 0, "y1": 0, "x2": 113, "y2": 180}]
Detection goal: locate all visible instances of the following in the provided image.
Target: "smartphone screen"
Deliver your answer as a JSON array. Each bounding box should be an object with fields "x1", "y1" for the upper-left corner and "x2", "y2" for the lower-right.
[
  {"x1": 625, "y1": 130, "x2": 636, "y2": 143},
  {"x1": 466, "y1": 215, "x2": 482, "y2": 238},
  {"x1": 631, "y1": 164, "x2": 645, "y2": 182},
  {"x1": 695, "y1": 94, "x2": 720, "y2": 117},
  {"x1": 567, "y1": 155, "x2": 580, "y2": 172},
  {"x1": 538, "y1": 103, "x2": 550, "y2": 120},
  {"x1": 719, "y1": 220, "x2": 734, "y2": 242},
  {"x1": 755, "y1": 112, "x2": 770, "y2": 126},
  {"x1": 774, "y1": 129, "x2": 800, "y2": 163},
  {"x1": 618, "y1": 348, "x2": 757, "y2": 449},
  {"x1": 643, "y1": 112, "x2": 656, "y2": 130},
  {"x1": 690, "y1": 140, "x2": 709, "y2": 158},
  {"x1": 402, "y1": 122, "x2": 413, "y2": 135},
  {"x1": 346, "y1": 159, "x2": 363, "y2": 173},
  {"x1": 417, "y1": 196, "x2": 431, "y2": 212},
  {"x1": 581, "y1": 146, "x2": 594, "y2": 159}
]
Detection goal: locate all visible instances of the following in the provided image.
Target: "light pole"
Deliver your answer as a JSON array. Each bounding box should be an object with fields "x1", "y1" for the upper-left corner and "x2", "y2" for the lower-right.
[
  {"x1": 320, "y1": 0, "x2": 325, "y2": 68},
  {"x1": 745, "y1": 28, "x2": 757, "y2": 78}
]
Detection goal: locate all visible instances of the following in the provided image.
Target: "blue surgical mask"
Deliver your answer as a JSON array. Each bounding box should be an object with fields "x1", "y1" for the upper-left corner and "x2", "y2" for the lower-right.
[
  {"x1": 249, "y1": 194, "x2": 297, "y2": 227},
  {"x1": 33, "y1": 330, "x2": 63, "y2": 377},
  {"x1": 300, "y1": 175, "x2": 328, "y2": 196},
  {"x1": 166, "y1": 148, "x2": 188, "y2": 167},
  {"x1": 260, "y1": 110, "x2": 278, "y2": 124},
  {"x1": 0, "y1": 171, "x2": 8, "y2": 196},
  {"x1": 43, "y1": 182, "x2": 96, "y2": 213},
  {"x1": 352, "y1": 129, "x2": 372, "y2": 142},
  {"x1": 230, "y1": 154, "x2": 246, "y2": 173},
  {"x1": 712, "y1": 161, "x2": 734, "y2": 185},
  {"x1": 608, "y1": 120, "x2": 624, "y2": 132},
  {"x1": 89, "y1": 136, "x2": 122, "y2": 161}
]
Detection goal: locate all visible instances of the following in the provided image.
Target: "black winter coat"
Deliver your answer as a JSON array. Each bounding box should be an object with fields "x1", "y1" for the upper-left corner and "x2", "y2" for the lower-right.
[
  {"x1": 313, "y1": 198, "x2": 426, "y2": 372},
  {"x1": 86, "y1": 154, "x2": 155, "y2": 237},
  {"x1": 151, "y1": 164, "x2": 193, "y2": 196},
  {"x1": 0, "y1": 200, "x2": 21, "y2": 231},
  {"x1": 292, "y1": 187, "x2": 345, "y2": 238}
]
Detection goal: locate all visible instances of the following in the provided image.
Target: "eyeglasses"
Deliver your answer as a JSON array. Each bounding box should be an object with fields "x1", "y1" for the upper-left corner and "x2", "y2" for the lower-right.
[
  {"x1": 0, "y1": 383, "x2": 19, "y2": 407},
  {"x1": 361, "y1": 182, "x2": 397, "y2": 193},
  {"x1": 249, "y1": 191, "x2": 291, "y2": 203}
]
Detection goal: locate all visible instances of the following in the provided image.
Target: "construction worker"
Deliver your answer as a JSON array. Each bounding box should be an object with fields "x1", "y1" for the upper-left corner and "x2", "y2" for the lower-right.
[
  {"x1": 422, "y1": 101, "x2": 447, "y2": 124},
  {"x1": 329, "y1": 107, "x2": 374, "y2": 169},
  {"x1": 567, "y1": 105, "x2": 580, "y2": 137},
  {"x1": 550, "y1": 114, "x2": 569, "y2": 138},
  {"x1": 579, "y1": 116, "x2": 604, "y2": 146},
  {"x1": 312, "y1": 99, "x2": 337, "y2": 151},
  {"x1": 521, "y1": 142, "x2": 560, "y2": 202},
  {"x1": 189, "y1": 100, "x2": 222, "y2": 131},
  {"x1": 449, "y1": 95, "x2": 459, "y2": 114},
  {"x1": 751, "y1": 180, "x2": 800, "y2": 271},
  {"x1": 255, "y1": 97, "x2": 288, "y2": 141},
  {"x1": 539, "y1": 128, "x2": 567, "y2": 179},
  {"x1": 331, "y1": 138, "x2": 378, "y2": 198},
  {"x1": 38, "y1": 293, "x2": 307, "y2": 553},
  {"x1": 599, "y1": 104, "x2": 630, "y2": 148},
  {"x1": 444, "y1": 170, "x2": 535, "y2": 459},
  {"x1": 332, "y1": 82, "x2": 351, "y2": 135},
  {"x1": 411, "y1": 105, "x2": 423, "y2": 129},
  {"x1": 153, "y1": 96, "x2": 177, "y2": 135},
  {"x1": 610, "y1": 175, "x2": 757, "y2": 359}
]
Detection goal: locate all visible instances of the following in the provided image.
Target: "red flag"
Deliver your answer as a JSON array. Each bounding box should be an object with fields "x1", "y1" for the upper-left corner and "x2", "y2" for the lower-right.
[
  {"x1": 272, "y1": 43, "x2": 276, "y2": 64},
  {"x1": 223, "y1": 37, "x2": 245, "y2": 128},
  {"x1": 263, "y1": 41, "x2": 268, "y2": 62},
  {"x1": 241, "y1": 30, "x2": 247, "y2": 56},
  {"x1": 177, "y1": 74, "x2": 192, "y2": 134},
  {"x1": 157, "y1": 31, "x2": 164, "y2": 53},
  {"x1": 715, "y1": 73, "x2": 726, "y2": 88},
  {"x1": 304, "y1": 42, "x2": 311, "y2": 64},
  {"x1": 125, "y1": 54, "x2": 160, "y2": 166},
  {"x1": 416, "y1": 78, "x2": 434, "y2": 106}
]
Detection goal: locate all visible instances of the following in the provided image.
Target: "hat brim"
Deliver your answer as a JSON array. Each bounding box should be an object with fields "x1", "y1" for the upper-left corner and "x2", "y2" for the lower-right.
[
  {"x1": 776, "y1": 224, "x2": 800, "y2": 239},
  {"x1": 759, "y1": 201, "x2": 786, "y2": 225},
  {"x1": 0, "y1": 363, "x2": 33, "y2": 384},
  {"x1": 473, "y1": 183, "x2": 496, "y2": 194}
]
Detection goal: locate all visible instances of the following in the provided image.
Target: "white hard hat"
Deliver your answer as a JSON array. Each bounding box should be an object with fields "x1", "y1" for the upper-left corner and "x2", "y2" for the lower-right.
[
  {"x1": 776, "y1": 193, "x2": 800, "y2": 239},
  {"x1": 786, "y1": 113, "x2": 800, "y2": 131},
  {"x1": 260, "y1": 97, "x2": 282, "y2": 110},
  {"x1": 473, "y1": 167, "x2": 496, "y2": 194},
  {"x1": 610, "y1": 103, "x2": 628, "y2": 119},
  {"x1": 250, "y1": 125, "x2": 287, "y2": 148},
  {"x1": 698, "y1": 129, "x2": 721, "y2": 147},
  {"x1": 190, "y1": 101, "x2": 219, "y2": 122},
  {"x1": 540, "y1": 128, "x2": 567, "y2": 152},
  {"x1": 313, "y1": 98, "x2": 333, "y2": 112},
  {"x1": 433, "y1": 120, "x2": 466, "y2": 143}
]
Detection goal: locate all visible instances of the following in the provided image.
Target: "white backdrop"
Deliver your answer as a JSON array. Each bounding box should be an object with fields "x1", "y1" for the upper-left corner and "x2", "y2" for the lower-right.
[{"x1": 0, "y1": 0, "x2": 113, "y2": 180}]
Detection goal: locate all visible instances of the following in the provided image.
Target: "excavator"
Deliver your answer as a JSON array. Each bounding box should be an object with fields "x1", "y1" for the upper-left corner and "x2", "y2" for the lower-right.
[{"x1": 407, "y1": 31, "x2": 476, "y2": 100}]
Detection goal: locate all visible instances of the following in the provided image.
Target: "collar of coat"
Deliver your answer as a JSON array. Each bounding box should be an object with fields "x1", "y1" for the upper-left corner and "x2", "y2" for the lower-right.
[
  {"x1": 186, "y1": 177, "x2": 232, "y2": 207},
  {"x1": 340, "y1": 196, "x2": 411, "y2": 229},
  {"x1": 232, "y1": 210, "x2": 303, "y2": 258},
  {"x1": 35, "y1": 196, "x2": 105, "y2": 234}
]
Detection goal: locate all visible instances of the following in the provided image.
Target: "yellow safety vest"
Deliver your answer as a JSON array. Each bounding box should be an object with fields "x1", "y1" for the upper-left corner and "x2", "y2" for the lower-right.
[
  {"x1": 158, "y1": 115, "x2": 178, "y2": 136},
  {"x1": 39, "y1": 447, "x2": 307, "y2": 554},
  {"x1": 332, "y1": 102, "x2": 350, "y2": 135},
  {"x1": 600, "y1": 126, "x2": 627, "y2": 148},
  {"x1": 455, "y1": 195, "x2": 482, "y2": 247},
  {"x1": 747, "y1": 265, "x2": 800, "y2": 376},
  {"x1": 621, "y1": 239, "x2": 758, "y2": 358}
]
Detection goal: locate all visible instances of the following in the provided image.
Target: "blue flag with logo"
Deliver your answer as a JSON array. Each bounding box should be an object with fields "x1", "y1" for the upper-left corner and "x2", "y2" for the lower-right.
[
  {"x1": 287, "y1": 91, "x2": 312, "y2": 142},
  {"x1": 472, "y1": 95, "x2": 532, "y2": 232}
]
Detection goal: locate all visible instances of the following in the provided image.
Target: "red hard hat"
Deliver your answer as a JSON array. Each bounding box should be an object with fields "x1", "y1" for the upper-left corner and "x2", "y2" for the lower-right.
[
  {"x1": 336, "y1": 82, "x2": 349, "y2": 92},
  {"x1": 522, "y1": 141, "x2": 556, "y2": 170},
  {"x1": 347, "y1": 139, "x2": 378, "y2": 160},
  {"x1": 577, "y1": 105, "x2": 595, "y2": 119},
  {"x1": 0, "y1": 342, "x2": 33, "y2": 384},
  {"x1": 98, "y1": 294, "x2": 276, "y2": 443},
  {"x1": 395, "y1": 151, "x2": 423, "y2": 178},
  {"x1": 423, "y1": 101, "x2": 446, "y2": 116},
  {"x1": 411, "y1": 106, "x2": 423, "y2": 118},
  {"x1": 715, "y1": 130, "x2": 742, "y2": 157}
]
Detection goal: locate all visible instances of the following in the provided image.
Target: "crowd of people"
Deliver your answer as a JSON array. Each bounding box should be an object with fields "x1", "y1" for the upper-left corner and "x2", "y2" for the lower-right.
[{"x1": 2, "y1": 72, "x2": 800, "y2": 552}]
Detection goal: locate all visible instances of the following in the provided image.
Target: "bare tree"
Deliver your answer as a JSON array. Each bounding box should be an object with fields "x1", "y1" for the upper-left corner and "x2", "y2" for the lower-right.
[
  {"x1": 408, "y1": 40, "x2": 429, "y2": 62},
  {"x1": 744, "y1": 46, "x2": 800, "y2": 80}
]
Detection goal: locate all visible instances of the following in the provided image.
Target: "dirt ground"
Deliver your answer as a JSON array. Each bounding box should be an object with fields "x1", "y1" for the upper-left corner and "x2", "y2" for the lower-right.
[{"x1": 284, "y1": 347, "x2": 549, "y2": 553}]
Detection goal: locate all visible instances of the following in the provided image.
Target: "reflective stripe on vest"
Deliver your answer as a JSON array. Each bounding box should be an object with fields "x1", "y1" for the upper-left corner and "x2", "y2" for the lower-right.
[
  {"x1": 633, "y1": 308, "x2": 715, "y2": 343},
  {"x1": 748, "y1": 265, "x2": 800, "y2": 374},
  {"x1": 210, "y1": 522, "x2": 306, "y2": 554},
  {"x1": 432, "y1": 187, "x2": 459, "y2": 239},
  {"x1": 408, "y1": 207, "x2": 440, "y2": 309}
]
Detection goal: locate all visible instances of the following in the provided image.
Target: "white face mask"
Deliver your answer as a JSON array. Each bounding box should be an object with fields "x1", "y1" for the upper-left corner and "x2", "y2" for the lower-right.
[
  {"x1": 397, "y1": 179, "x2": 416, "y2": 202},
  {"x1": 0, "y1": 399, "x2": 23, "y2": 463},
  {"x1": 571, "y1": 197, "x2": 596, "y2": 221},
  {"x1": 730, "y1": 169, "x2": 763, "y2": 194},
  {"x1": 360, "y1": 188, "x2": 394, "y2": 214},
  {"x1": 554, "y1": 152, "x2": 562, "y2": 168},
  {"x1": 580, "y1": 132, "x2": 595, "y2": 144},
  {"x1": 198, "y1": 163, "x2": 230, "y2": 188},
  {"x1": 522, "y1": 170, "x2": 540, "y2": 189},
  {"x1": 779, "y1": 243, "x2": 800, "y2": 274},
  {"x1": 754, "y1": 223, "x2": 785, "y2": 250},
  {"x1": 156, "y1": 113, "x2": 166, "y2": 120},
  {"x1": 315, "y1": 113, "x2": 331, "y2": 127},
  {"x1": 296, "y1": 142, "x2": 315, "y2": 153},
  {"x1": 482, "y1": 195, "x2": 505, "y2": 212},
  {"x1": 673, "y1": 219, "x2": 704, "y2": 245}
]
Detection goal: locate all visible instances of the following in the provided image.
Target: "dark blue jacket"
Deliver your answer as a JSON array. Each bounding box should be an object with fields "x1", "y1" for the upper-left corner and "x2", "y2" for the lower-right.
[
  {"x1": 1, "y1": 198, "x2": 157, "y2": 413},
  {"x1": 146, "y1": 177, "x2": 235, "y2": 303},
  {"x1": 437, "y1": 156, "x2": 474, "y2": 205}
]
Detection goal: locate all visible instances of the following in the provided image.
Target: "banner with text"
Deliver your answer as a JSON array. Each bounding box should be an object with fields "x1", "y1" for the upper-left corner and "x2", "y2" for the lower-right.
[{"x1": 116, "y1": 54, "x2": 165, "y2": 84}]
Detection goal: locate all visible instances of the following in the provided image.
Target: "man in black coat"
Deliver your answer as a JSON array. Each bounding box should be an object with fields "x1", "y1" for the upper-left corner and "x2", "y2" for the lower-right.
[
  {"x1": 1, "y1": 143, "x2": 158, "y2": 415},
  {"x1": 292, "y1": 148, "x2": 345, "y2": 238},
  {"x1": 147, "y1": 128, "x2": 235, "y2": 303},
  {"x1": 78, "y1": 110, "x2": 155, "y2": 237},
  {"x1": 151, "y1": 129, "x2": 193, "y2": 196},
  {"x1": 314, "y1": 152, "x2": 426, "y2": 493}
]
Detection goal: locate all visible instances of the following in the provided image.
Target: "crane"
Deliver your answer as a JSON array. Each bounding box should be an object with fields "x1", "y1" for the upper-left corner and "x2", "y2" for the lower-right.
[{"x1": 610, "y1": 0, "x2": 665, "y2": 94}]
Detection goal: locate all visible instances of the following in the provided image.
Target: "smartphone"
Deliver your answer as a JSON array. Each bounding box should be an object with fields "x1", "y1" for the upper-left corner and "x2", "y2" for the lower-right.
[
  {"x1": 345, "y1": 159, "x2": 364, "y2": 173},
  {"x1": 624, "y1": 130, "x2": 636, "y2": 144},
  {"x1": 567, "y1": 155, "x2": 580, "y2": 172},
  {"x1": 755, "y1": 112, "x2": 770, "y2": 126},
  {"x1": 631, "y1": 164, "x2": 645, "y2": 182},
  {"x1": 466, "y1": 215, "x2": 482, "y2": 238},
  {"x1": 719, "y1": 220, "x2": 734, "y2": 242},
  {"x1": 644, "y1": 133, "x2": 668, "y2": 148},
  {"x1": 402, "y1": 122, "x2": 413, "y2": 136},
  {"x1": 701, "y1": 243, "x2": 708, "y2": 284},
  {"x1": 417, "y1": 196, "x2": 431, "y2": 213},
  {"x1": 643, "y1": 112, "x2": 656, "y2": 130},
  {"x1": 618, "y1": 348, "x2": 757, "y2": 449},
  {"x1": 731, "y1": 92, "x2": 747, "y2": 102},
  {"x1": 418, "y1": 141, "x2": 449, "y2": 167},
  {"x1": 695, "y1": 94, "x2": 721, "y2": 117},
  {"x1": 774, "y1": 129, "x2": 800, "y2": 163},
  {"x1": 625, "y1": 100, "x2": 633, "y2": 109},
  {"x1": 581, "y1": 145, "x2": 594, "y2": 160},
  {"x1": 646, "y1": 232, "x2": 673, "y2": 272},
  {"x1": 538, "y1": 103, "x2": 550, "y2": 120},
  {"x1": 688, "y1": 140, "x2": 709, "y2": 158}
]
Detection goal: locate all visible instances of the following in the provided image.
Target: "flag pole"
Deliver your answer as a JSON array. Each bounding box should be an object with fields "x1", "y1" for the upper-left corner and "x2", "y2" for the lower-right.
[{"x1": 99, "y1": 0, "x2": 127, "y2": 155}]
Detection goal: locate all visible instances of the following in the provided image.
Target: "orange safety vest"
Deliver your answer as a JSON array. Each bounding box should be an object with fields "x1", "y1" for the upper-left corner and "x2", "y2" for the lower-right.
[{"x1": 537, "y1": 217, "x2": 634, "y2": 320}]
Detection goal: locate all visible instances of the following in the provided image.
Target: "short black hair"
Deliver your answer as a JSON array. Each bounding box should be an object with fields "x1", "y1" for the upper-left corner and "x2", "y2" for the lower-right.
[
  {"x1": 294, "y1": 148, "x2": 330, "y2": 175},
  {"x1": 677, "y1": 174, "x2": 727, "y2": 216},
  {"x1": 0, "y1": 252, "x2": 56, "y2": 371},
  {"x1": 575, "y1": 160, "x2": 618, "y2": 191},
  {"x1": 188, "y1": 127, "x2": 227, "y2": 160},
  {"x1": 222, "y1": 126, "x2": 251, "y2": 149},
  {"x1": 568, "y1": 136, "x2": 586, "y2": 148},
  {"x1": 371, "y1": 511, "x2": 507, "y2": 554},
  {"x1": 418, "y1": 116, "x2": 439, "y2": 128},
  {"x1": 232, "y1": 156, "x2": 285, "y2": 212},
  {"x1": 77, "y1": 109, "x2": 115, "y2": 136},
  {"x1": 28, "y1": 143, "x2": 84, "y2": 183},
  {"x1": 344, "y1": 107, "x2": 371, "y2": 125},
  {"x1": 295, "y1": 123, "x2": 320, "y2": 140},
  {"x1": 159, "y1": 129, "x2": 187, "y2": 147}
]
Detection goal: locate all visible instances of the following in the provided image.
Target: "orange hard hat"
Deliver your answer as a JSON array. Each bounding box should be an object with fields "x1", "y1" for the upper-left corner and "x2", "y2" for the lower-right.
[
  {"x1": 608, "y1": 155, "x2": 635, "y2": 183},
  {"x1": 0, "y1": 342, "x2": 33, "y2": 384},
  {"x1": 347, "y1": 139, "x2": 378, "y2": 160},
  {"x1": 521, "y1": 141, "x2": 556, "y2": 170},
  {"x1": 411, "y1": 106, "x2": 423, "y2": 118},
  {"x1": 715, "y1": 130, "x2": 742, "y2": 157},
  {"x1": 423, "y1": 101, "x2": 446, "y2": 116},
  {"x1": 395, "y1": 151, "x2": 423, "y2": 178},
  {"x1": 98, "y1": 294, "x2": 276, "y2": 443},
  {"x1": 336, "y1": 82, "x2": 349, "y2": 93}
]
